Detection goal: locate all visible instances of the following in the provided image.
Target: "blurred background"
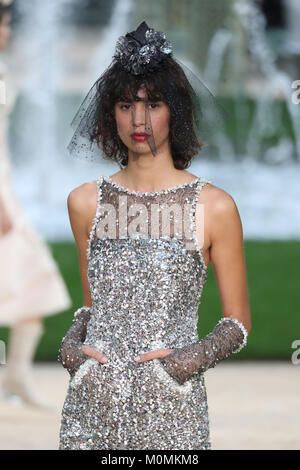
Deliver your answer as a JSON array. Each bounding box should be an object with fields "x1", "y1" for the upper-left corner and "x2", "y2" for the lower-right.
[
  {"x1": 0, "y1": 0, "x2": 299, "y2": 450},
  {"x1": 3, "y1": 0, "x2": 300, "y2": 239}
]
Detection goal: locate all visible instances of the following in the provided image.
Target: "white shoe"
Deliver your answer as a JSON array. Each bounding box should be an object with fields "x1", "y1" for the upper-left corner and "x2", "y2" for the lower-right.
[
  {"x1": 1, "y1": 375, "x2": 56, "y2": 410},
  {"x1": 0, "y1": 320, "x2": 56, "y2": 411}
]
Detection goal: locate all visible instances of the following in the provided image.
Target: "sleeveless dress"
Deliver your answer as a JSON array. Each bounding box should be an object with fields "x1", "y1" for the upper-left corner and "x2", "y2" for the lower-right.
[
  {"x1": 59, "y1": 173, "x2": 212, "y2": 450},
  {"x1": 0, "y1": 59, "x2": 71, "y2": 324}
]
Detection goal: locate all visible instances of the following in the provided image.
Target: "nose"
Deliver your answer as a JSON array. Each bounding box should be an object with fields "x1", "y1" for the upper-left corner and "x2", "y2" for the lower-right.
[{"x1": 131, "y1": 102, "x2": 146, "y2": 128}]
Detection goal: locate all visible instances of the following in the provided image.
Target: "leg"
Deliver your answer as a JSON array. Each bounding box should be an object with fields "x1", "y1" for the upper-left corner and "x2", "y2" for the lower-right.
[{"x1": 0, "y1": 316, "x2": 55, "y2": 410}]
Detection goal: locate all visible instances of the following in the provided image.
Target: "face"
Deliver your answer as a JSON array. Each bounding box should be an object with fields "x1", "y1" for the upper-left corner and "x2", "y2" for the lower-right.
[
  {"x1": 0, "y1": 12, "x2": 11, "y2": 51},
  {"x1": 114, "y1": 86, "x2": 170, "y2": 157}
]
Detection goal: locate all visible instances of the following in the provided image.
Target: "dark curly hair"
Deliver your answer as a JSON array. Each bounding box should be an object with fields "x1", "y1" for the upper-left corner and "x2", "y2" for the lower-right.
[{"x1": 91, "y1": 57, "x2": 204, "y2": 170}]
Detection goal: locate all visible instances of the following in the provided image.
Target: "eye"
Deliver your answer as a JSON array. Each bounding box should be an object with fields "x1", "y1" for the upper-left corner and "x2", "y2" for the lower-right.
[{"x1": 119, "y1": 103, "x2": 159, "y2": 110}]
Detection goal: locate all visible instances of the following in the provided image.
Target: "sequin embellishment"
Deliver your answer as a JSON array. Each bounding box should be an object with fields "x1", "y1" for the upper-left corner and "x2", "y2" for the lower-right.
[{"x1": 59, "y1": 174, "x2": 212, "y2": 450}]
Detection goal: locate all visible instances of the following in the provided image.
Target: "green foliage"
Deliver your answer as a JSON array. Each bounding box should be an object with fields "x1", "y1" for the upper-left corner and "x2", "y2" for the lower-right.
[
  {"x1": 199, "y1": 240, "x2": 300, "y2": 360},
  {"x1": 0, "y1": 240, "x2": 298, "y2": 361}
]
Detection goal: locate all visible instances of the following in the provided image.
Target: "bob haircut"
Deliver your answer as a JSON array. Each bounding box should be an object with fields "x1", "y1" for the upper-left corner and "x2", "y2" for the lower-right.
[{"x1": 91, "y1": 56, "x2": 204, "y2": 170}]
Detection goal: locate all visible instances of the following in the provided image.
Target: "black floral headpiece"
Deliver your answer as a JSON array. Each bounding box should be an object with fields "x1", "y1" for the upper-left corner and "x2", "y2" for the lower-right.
[{"x1": 113, "y1": 21, "x2": 173, "y2": 75}]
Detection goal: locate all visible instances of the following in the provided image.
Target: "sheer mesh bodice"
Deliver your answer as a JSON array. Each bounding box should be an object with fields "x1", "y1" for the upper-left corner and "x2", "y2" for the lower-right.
[{"x1": 89, "y1": 175, "x2": 208, "y2": 257}]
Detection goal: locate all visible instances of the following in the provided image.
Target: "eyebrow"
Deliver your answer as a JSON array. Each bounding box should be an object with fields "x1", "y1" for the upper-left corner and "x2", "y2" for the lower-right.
[
  {"x1": 118, "y1": 97, "x2": 148, "y2": 102},
  {"x1": 117, "y1": 97, "x2": 162, "y2": 104}
]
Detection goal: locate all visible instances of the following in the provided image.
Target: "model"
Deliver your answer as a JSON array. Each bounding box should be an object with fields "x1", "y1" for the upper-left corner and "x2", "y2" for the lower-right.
[{"x1": 58, "y1": 21, "x2": 251, "y2": 449}]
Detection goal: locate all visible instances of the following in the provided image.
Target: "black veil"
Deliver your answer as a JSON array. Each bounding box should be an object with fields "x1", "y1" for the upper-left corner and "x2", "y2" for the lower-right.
[{"x1": 67, "y1": 21, "x2": 228, "y2": 167}]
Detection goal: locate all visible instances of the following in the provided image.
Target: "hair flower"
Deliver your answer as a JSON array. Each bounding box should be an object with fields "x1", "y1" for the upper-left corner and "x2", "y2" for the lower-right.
[{"x1": 113, "y1": 21, "x2": 172, "y2": 75}]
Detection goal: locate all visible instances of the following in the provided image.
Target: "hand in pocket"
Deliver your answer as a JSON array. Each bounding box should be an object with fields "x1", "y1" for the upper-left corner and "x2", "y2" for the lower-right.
[
  {"x1": 133, "y1": 348, "x2": 174, "y2": 363},
  {"x1": 82, "y1": 345, "x2": 108, "y2": 364}
]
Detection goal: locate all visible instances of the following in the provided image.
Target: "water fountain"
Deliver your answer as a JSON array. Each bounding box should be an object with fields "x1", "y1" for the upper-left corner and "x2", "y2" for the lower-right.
[{"x1": 7, "y1": 0, "x2": 300, "y2": 240}]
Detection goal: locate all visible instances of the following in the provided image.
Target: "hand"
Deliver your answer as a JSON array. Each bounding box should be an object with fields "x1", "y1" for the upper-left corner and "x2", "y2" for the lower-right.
[
  {"x1": 81, "y1": 345, "x2": 109, "y2": 364},
  {"x1": 134, "y1": 348, "x2": 174, "y2": 363}
]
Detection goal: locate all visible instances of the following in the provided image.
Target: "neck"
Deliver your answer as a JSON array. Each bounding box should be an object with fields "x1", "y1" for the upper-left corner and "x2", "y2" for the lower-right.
[{"x1": 122, "y1": 144, "x2": 184, "y2": 192}]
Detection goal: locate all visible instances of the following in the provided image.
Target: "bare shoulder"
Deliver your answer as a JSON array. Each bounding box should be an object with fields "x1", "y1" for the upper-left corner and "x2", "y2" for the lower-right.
[
  {"x1": 67, "y1": 180, "x2": 98, "y2": 240},
  {"x1": 67, "y1": 180, "x2": 98, "y2": 215},
  {"x1": 197, "y1": 181, "x2": 242, "y2": 241},
  {"x1": 198, "y1": 181, "x2": 239, "y2": 215}
]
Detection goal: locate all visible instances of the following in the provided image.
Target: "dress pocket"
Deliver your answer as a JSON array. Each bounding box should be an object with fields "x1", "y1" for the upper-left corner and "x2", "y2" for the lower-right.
[
  {"x1": 152, "y1": 358, "x2": 193, "y2": 394},
  {"x1": 70, "y1": 357, "x2": 101, "y2": 388},
  {"x1": 149, "y1": 340, "x2": 193, "y2": 394},
  {"x1": 70, "y1": 338, "x2": 109, "y2": 388}
]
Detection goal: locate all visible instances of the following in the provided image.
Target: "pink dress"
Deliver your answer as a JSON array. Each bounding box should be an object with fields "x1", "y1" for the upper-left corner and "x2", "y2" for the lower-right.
[{"x1": 0, "y1": 59, "x2": 71, "y2": 325}]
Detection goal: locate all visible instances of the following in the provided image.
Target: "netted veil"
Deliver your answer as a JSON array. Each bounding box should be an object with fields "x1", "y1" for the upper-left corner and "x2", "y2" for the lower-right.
[{"x1": 67, "y1": 21, "x2": 228, "y2": 167}]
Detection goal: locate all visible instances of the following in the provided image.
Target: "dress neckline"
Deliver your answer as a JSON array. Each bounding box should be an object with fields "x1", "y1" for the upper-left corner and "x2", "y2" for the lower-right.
[{"x1": 103, "y1": 175, "x2": 201, "y2": 197}]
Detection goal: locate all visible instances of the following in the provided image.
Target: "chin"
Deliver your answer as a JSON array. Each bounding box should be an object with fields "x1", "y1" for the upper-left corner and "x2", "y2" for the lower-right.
[{"x1": 128, "y1": 143, "x2": 151, "y2": 153}]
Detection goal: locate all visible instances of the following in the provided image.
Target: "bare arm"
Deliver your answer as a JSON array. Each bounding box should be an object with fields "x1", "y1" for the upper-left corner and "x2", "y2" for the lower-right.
[
  {"x1": 58, "y1": 181, "x2": 107, "y2": 375},
  {"x1": 155, "y1": 185, "x2": 251, "y2": 384},
  {"x1": 67, "y1": 182, "x2": 96, "y2": 307},
  {"x1": 206, "y1": 185, "x2": 251, "y2": 332}
]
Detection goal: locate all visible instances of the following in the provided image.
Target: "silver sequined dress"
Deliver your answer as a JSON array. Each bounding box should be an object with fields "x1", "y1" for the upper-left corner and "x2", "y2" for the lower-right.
[{"x1": 59, "y1": 174, "x2": 212, "y2": 450}]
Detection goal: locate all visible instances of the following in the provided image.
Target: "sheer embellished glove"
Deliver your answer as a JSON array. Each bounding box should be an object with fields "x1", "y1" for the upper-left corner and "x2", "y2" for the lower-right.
[
  {"x1": 57, "y1": 306, "x2": 91, "y2": 378},
  {"x1": 159, "y1": 316, "x2": 249, "y2": 385}
]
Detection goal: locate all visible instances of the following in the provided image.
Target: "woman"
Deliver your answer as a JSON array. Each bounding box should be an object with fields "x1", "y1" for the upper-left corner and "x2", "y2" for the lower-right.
[
  {"x1": 58, "y1": 21, "x2": 251, "y2": 449},
  {"x1": 0, "y1": 1, "x2": 71, "y2": 409}
]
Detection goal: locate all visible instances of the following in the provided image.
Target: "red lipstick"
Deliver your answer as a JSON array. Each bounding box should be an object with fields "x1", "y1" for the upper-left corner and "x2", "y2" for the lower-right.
[{"x1": 131, "y1": 132, "x2": 150, "y2": 142}]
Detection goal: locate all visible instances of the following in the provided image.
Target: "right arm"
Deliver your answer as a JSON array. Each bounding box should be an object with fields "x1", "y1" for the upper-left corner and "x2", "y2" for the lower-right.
[
  {"x1": 58, "y1": 182, "x2": 108, "y2": 376},
  {"x1": 67, "y1": 182, "x2": 95, "y2": 307}
]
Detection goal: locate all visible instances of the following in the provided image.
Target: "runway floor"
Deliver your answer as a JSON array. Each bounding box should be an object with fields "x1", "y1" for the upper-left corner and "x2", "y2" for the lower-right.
[{"x1": 0, "y1": 361, "x2": 299, "y2": 450}]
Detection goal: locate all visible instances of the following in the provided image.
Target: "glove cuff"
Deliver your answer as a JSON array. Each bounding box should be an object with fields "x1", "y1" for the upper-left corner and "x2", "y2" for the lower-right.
[
  {"x1": 217, "y1": 315, "x2": 248, "y2": 353},
  {"x1": 73, "y1": 305, "x2": 91, "y2": 320}
]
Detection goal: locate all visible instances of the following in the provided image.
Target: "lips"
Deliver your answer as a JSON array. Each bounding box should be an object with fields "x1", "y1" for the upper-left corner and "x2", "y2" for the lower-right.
[{"x1": 131, "y1": 133, "x2": 150, "y2": 142}]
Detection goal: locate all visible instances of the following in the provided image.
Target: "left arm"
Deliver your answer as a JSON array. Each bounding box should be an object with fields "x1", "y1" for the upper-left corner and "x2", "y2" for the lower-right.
[
  {"x1": 157, "y1": 186, "x2": 252, "y2": 383},
  {"x1": 206, "y1": 185, "x2": 251, "y2": 333}
]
